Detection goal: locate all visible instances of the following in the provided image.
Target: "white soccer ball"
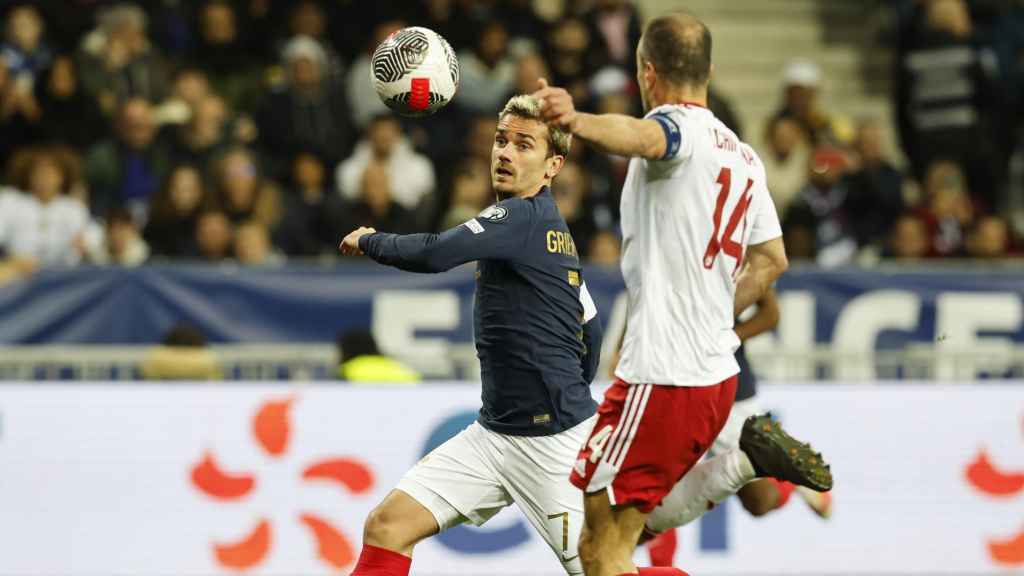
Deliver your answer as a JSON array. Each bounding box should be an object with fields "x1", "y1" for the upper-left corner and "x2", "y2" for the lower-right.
[{"x1": 371, "y1": 26, "x2": 459, "y2": 117}]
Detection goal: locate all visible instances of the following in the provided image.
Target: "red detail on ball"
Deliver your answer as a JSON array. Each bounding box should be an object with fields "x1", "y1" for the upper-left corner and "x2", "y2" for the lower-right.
[{"x1": 410, "y1": 78, "x2": 430, "y2": 111}]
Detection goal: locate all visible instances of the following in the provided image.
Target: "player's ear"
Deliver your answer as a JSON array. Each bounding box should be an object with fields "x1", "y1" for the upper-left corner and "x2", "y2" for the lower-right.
[{"x1": 545, "y1": 154, "x2": 565, "y2": 180}]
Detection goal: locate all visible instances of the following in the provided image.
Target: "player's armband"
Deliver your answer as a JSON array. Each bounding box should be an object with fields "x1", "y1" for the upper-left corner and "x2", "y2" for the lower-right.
[{"x1": 649, "y1": 112, "x2": 682, "y2": 160}]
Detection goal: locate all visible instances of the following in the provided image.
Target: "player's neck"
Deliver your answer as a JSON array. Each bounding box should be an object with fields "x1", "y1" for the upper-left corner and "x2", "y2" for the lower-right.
[{"x1": 653, "y1": 85, "x2": 708, "y2": 109}]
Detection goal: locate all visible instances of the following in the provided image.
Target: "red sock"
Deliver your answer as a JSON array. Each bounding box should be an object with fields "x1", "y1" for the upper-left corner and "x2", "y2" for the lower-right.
[
  {"x1": 637, "y1": 568, "x2": 690, "y2": 575},
  {"x1": 646, "y1": 528, "x2": 678, "y2": 566},
  {"x1": 770, "y1": 479, "x2": 797, "y2": 509},
  {"x1": 350, "y1": 544, "x2": 411, "y2": 576}
]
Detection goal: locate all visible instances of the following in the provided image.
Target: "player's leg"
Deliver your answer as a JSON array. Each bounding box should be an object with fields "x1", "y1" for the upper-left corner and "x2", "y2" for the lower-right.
[
  {"x1": 352, "y1": 421, "x2": 513, "y2": 575},
  {"x1": 737, "y1": 478, "x2": 791, "y2": 516},
  {"x1": 351, "y1": 489, "x2": 441, "y2": 575},
  {"x1": 572, "y1": 380, "x2": 737, "y2": 576},
  {"x1": 579, "y1": 490, "x2": 649, "y2": 576},
  {"x1": 645, "y1": 407, "x2": 833, "y2": 534},
  {"x1": 498, "y1": 416, "x2": 594, "y2": 575}
]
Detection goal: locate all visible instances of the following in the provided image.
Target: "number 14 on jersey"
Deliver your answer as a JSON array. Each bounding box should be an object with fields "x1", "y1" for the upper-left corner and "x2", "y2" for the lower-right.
[{"x1": 703, "y1": 167, "x2": 753, "y2": 274}]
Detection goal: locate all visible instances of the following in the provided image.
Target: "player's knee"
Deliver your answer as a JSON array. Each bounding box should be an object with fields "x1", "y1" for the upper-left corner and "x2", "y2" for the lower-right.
[
  {"x1": 739, "y1": 492, "x2": 776, "y2": 517},
  {"x1": 363, "y1": 504, "x2": 409, "y2": 548}
]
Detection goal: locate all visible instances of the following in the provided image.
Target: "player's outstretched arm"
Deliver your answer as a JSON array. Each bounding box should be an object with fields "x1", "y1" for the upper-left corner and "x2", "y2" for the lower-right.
[
  {"x1": 339, "y1": 204, "x2": 525, "y2": 273},
  {"x1": 734, "y1": 288, "x2": 780, "y2": 342},
  {"x1": 533, "y1": 79, "x2": 668, "y2": 160},
  {"x1": 734, "y1": 237, "x2": 788, "y2": 318}
]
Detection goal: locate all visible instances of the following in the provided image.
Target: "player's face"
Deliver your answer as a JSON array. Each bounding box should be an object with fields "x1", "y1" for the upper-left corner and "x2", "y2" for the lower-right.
[{"x1": 491, "y1": 115, "x2": 563, "y2": 199}]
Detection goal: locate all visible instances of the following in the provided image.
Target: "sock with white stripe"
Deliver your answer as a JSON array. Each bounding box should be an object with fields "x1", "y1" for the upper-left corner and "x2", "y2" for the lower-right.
[{"x1": 645, "y1": 449, "x2": 755, "y2": 533}]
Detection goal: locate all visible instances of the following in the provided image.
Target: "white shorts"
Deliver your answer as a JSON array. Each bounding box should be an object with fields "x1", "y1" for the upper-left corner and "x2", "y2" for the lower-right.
[
  {"x1": 710, "y1": 396, "x2": 760, "y2": 456},
  {"x1": 397, "y1": 416, "x2": 596, "y2": 575}
]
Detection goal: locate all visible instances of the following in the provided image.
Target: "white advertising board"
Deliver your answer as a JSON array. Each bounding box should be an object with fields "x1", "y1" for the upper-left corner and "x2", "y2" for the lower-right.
[{"x1": 0, "y1": 383, "x2": 1020, "y2": 575}]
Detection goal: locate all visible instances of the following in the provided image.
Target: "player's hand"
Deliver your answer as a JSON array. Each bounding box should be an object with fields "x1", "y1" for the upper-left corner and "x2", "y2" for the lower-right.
[
  {"x1": 339, "y1": 227, "x2": 376, "y2": 256},
  {"x1": 532, "y1": 78, "x2": 579, "y2": 133}
]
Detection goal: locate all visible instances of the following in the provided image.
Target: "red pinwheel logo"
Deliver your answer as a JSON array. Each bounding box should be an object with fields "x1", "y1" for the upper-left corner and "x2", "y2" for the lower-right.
[
  {"x1": 965, "y1": 417, "x2": 1024, "y2": 566},
  {"x1": 189, "y1": 396, "x2": 374, "y2": 571}
]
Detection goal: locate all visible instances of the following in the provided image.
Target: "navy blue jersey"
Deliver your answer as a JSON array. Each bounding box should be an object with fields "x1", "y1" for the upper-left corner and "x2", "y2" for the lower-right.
[
  {"x1": 360, "y1": 187, "x2": 601, "y2": 436},
  {"x1": 734, "y1": 343, "x2": 757, "y2": 402}
]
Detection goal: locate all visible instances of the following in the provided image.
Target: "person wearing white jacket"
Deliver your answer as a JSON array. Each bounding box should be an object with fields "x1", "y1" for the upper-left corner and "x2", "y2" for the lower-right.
[{"x1": 335, "y1": 114, "x2": 435, "y2": 211}]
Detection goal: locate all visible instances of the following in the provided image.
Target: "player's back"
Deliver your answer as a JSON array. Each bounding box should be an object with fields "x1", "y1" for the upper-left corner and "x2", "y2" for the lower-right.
[{"x1": 615, "y1": 103, "x2": 781, "y2": 387}]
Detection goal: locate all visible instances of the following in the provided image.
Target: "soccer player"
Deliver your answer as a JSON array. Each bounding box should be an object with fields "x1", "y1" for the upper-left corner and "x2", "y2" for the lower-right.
[
  {"x1": 645, "y1": 289, "x2": 833, "y2": 568},
  {"x1": 534, "y1": 11, "x2": 832, "y2": 576},
  {"x1": 338, "y1": 96, "x2": 602, "y2": 576}
]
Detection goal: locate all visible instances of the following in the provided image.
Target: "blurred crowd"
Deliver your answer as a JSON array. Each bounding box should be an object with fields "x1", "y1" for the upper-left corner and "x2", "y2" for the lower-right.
[{"x1": 0, "y1": 0, "x2": 1020, "y2": 286}]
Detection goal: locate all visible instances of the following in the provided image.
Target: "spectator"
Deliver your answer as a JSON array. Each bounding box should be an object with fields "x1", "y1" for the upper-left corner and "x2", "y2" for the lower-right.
[
  {"x1": 343, "y1": 160, "x2": 416, "y2": 234},
  {"x1": 843, "y1": 119, "x2": 906, "y2": 248},
  {"x1": 967, "y1": 215, "x2": 1013, "y2": 258},
  {"x1": 457, "y1": 21, "x2": 516, "y2": 114},
  {"x1": 708, "y1": 87, "x2": 743, "y2": 138},
  {"x1": 337, "y1": 113, "x2": 435, "y2": 211},
  {"x1": 336, "y1": 328, "x2": 420, "y2": 383},
  {"x1": 466, "y1": 114, "x2": 499, "y2": 166},
  {"x1": 887, "y1": 213, "x2": 932, "y2": 260},
  {"x1": 84, "y1": 97, "x2": 171, "y2": 219},
  {"x1": 0, "y1": 54, "x2": 42, "y2": 159},
  {"x1": 77, "y1": 3, "x2": 169, "y2": 117},
  {"x1": 258, "y1": 35, "x2": 353, "y2": 168},
  {"x1": 36, "y1": 54, "x2": 104, "y2": 150},
  {"x1": 193, "y1": 210, "x2": 232, "y2": 262},
  {"x1": 510, "y1": 50, "x2": 550, "y2": 97},
  {"x1": 233, "y1": 220, "x2": 281, "y2": 266},
  {"x1": 553, "y1": 161, "x2": 597, "y2": 257},
  {"x1": 346, "y1": 20, "x2": 403, "y2": 130},
  {"x1": 895, "y1": 0, "x2": 1002, "y2": 207},
  {"x1": 169, "y1": 68, "x2": 211, "y2": 111},
  {"x1": 914, "y1": 160, "x2": 976, "y2": 256},
  {"x1": 772, "y1": 59, "x2": 846, "y2": 145},
  {"x1": 275, "y1": 151, "x2": 345, "y2": 257},
  {"x1": 140, "y1": 323, "x2": 221, "y2": 380},
  {"x1": 587, "y1": 230, "x2": 621, "y2": 267},
  {"x1": 211, "y1": 147, "x2": 280, "y2": 228},
  {"x1": 144, "y1": 165, "x2": 206, "y2": 258},
  {"x1": 191, "y1": 0, "x2": 263, "y2": 114},
  {"x1": 584, "y1": 0, "x2": 643, "y2": 76},
  {"x1": 1, "y1": 4, "x2": 52, "y2": 88},
  {"x1": 439, "y1": 160, "x2": 492, "y2": 229},
  {"x1": 546, "y1": 18, "x2": 600, "y2": 109},
  {"x1": 169, "y1": 94, "x2": 229, "y2": 172},
  {"x1": 89, "y1": 207, "x2": 149, "y2": 266},
  {"x1": 762, "y1": 116, "x2": 810, "y2": 218},
  {"x1": 783, "y1": 146, "x2": 858, "y2": 267},
  {"x1": 0, "y1": 148, "x2": 99, "y2": 269},
  {"x1": 283, "y1": 1, "x2": 345, "y2": 87}
]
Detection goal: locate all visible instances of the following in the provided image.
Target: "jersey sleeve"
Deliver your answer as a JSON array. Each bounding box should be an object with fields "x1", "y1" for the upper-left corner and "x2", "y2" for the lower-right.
[
  {"x1": 359, "y1": 199, "x2": 529, "y2": 273},
  {"x1": 579, "y1": 280, "x2": 603, "y2": 384},
  {"x1": 646, "y1": 107, "x2": 694, "y2": 163},
  {"x1": 747, "y1": 176, "x2": 783, "y2": 245}
]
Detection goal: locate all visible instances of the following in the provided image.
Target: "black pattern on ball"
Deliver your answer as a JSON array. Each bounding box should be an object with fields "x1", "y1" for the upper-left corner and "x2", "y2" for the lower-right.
[
  {"x1": 385, "y1": 91, "x2": 449, "y2": 115},
  {"x1": 372, "y1": 29, "x2": 429, "y2": 83},
  {"x1": 439, "y1": 36, "x2": 459, "y2": 86}
]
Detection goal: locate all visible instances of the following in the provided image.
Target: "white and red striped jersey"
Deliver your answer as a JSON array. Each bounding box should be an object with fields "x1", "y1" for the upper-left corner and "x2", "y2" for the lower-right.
[{"x1": 614, "y1": 103, "x2": 783, "y2": 387}]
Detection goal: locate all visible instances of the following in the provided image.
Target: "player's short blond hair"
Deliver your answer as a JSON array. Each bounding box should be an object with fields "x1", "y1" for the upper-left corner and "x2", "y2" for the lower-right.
[{"x1": 498, "y1": 95, "x2": 572, "y2": 157}]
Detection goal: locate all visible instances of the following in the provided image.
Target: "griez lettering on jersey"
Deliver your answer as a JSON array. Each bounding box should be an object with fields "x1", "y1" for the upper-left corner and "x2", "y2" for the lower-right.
[{"x1": 546, "y1": 230, "x2": 578, "y2": 258}]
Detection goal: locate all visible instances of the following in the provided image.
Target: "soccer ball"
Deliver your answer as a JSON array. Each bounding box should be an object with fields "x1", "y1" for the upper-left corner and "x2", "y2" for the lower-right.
[{"x1": 371, "y1": 26, "x2": 459, "y2": 117}]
